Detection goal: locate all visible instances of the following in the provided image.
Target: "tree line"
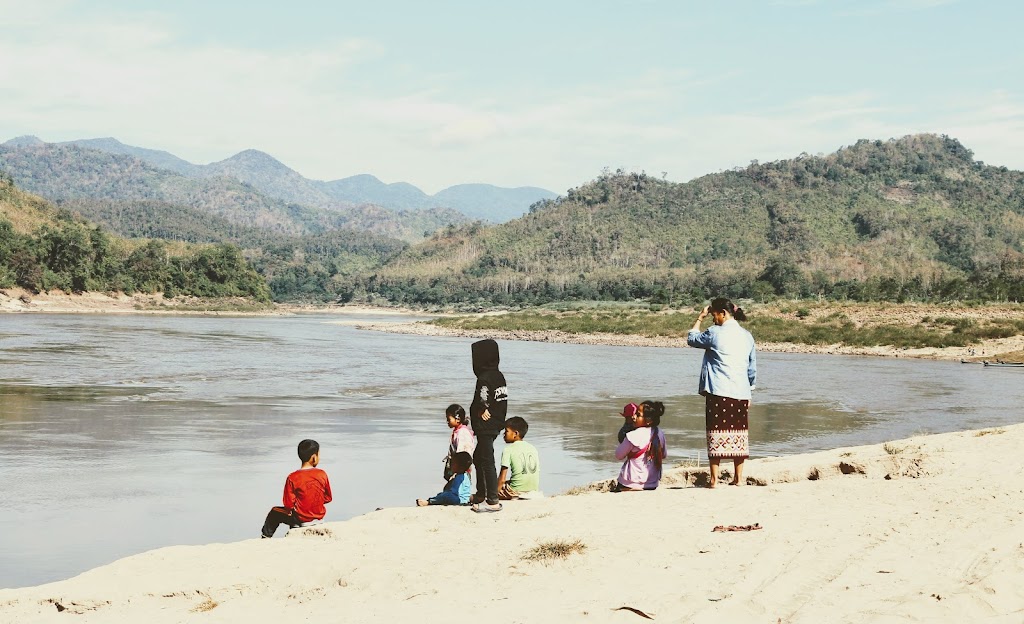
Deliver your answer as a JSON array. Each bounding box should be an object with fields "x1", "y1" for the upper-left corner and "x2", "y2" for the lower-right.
[{"x1": 0, "y1": 176, "x2": 270, "y2": 300}]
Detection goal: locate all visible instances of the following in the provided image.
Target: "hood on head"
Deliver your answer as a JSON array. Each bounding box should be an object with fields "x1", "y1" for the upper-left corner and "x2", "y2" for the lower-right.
[{"x1": 471, "y1": 339, "x2": 500, "y2": 375}]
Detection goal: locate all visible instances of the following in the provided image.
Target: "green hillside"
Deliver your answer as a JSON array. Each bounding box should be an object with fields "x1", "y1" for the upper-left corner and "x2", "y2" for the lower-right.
[
  {"x1": 349, "y1": 134, "x2": 1024, "y2": 305},
  {"x1": 0, "y1": 174, "x2": 270, "y2": 300},
  {"x1": 251, "y1": 229, "x2": 408, "y2": 302},
  {"x1": 6, "y1": 134, "x2": 1022, "y2": 307}
]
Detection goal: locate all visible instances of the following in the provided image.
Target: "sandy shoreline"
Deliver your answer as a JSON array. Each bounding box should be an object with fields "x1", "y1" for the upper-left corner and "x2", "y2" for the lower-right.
[
  {"x1": 354, "y1": 319, "x2": 1024, "y2": 362},
  {"x1": 0, "y1": 288, "x2": 422, "y2": 317},
  {"x1": 2, "y1": 424, "x2": 1023, "y2": 623}
]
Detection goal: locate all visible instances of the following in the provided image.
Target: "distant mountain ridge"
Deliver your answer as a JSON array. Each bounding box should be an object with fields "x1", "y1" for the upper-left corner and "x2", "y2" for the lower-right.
[
  {"x1": 0, "y1": 142, "x2": 467, "y2": 243},
  {"x1": 6, "y1": 133, "x2": 1023, "y2": 307},
  {"x1": 2, "y1": 136, "x2": 556, "y2": 223}
]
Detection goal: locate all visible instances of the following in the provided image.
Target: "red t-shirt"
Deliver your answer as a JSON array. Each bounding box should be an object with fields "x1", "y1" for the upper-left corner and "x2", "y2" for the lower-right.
[{"x1": 283, "y1": 467, "x2": 332, "y2": 522}]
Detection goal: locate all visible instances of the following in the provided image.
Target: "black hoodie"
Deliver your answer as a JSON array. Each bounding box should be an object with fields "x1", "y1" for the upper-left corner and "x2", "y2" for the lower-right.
[{"x1": 470, "y1": 339, "x2": 507, "y2": 435}]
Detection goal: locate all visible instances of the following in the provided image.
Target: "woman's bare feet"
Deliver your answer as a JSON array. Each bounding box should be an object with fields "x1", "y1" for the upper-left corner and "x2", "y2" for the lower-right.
[
  {"x1": 732, "y1": 459, "x2": 745, "y2": 486},
  {"x1": 708, "y1": 459, "x2": 721, "y2": 488}
]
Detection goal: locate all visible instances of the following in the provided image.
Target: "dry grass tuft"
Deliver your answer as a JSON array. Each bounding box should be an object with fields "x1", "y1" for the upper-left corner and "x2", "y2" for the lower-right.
[
  {"x1": 522, "y1": 539, "x2": 587, "y2": 562},
  {"x1": 296, "y1": 526, "x2": 333, "y2": 538},
  {"x1": 562, "y1": 480, "x2": 615, "y2": 496},
  {"x1": 191, "y1": 598, "x2": 218, "y2": 613},
  {"x1": 975, "y1": 428, "x2": 1006, "y2": 437}
]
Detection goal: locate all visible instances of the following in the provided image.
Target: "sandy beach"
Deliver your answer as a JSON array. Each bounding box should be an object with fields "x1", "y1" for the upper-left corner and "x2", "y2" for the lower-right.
[
  {"x1": 0, "y1": 288, "x2": 277, "y2": 316},
  {"x1": 2, "y1": 424, "x2": 1022, "y2": 623},
  {"x1": 0, "y1": 287, "x2": 436, "y2": 318}
]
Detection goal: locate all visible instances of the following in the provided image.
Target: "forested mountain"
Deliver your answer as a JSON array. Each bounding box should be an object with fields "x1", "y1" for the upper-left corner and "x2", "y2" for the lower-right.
[
  {"x1": 345, "y1": 135, "x2": 1024, "y2": 305},
  {"x1": 0, "y1": 143, "x2": 466, "y2": 242},
  {"x1": 6, "y1": 133, "x2": 1021, "y2": 307},
  {"x1": 250, "y1": 229, "x2": 408, "y2": 302},
  {"x1": 67, "y1": 137, "x2": 201, "y2": 176},
  {"x1": 201, "y1": 149, "x2": 339, "y2": 208},
  {"x1": 0, "y1": 174, "x2": 269, "y2": 300},
  {"x1": 1, "y1": 136, "x2": 556, "y2": 223}
]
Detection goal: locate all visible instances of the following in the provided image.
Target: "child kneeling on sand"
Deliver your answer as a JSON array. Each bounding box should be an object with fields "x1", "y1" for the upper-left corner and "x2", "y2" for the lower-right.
[
  {"x1": 261, "y1": 439, "x2": 333, "y2": 538},
  {"x1": 495, "y1": 416, "x2": 542, "y2": 501},
  {"x1": 417, "y1": 452, "x2": 474, "y2": 506},
  {"x1": 614, "y1": 401, "x2": 666, "y2": 491},
  {"x1": 444, "y1": 403, "x2": 476, "y2": 479}
]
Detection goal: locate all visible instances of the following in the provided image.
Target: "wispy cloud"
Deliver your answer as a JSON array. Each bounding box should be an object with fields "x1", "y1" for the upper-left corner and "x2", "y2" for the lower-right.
[
  {"x1": 839, "y1": 0, "x2": 958, "y2": 16},
  {"x1": 0, "y1": 0, "x2": 1016, "y2": 194}
]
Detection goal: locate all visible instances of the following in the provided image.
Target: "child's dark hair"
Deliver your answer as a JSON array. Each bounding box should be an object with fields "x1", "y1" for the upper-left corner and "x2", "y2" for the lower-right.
[
  {"x1": 446, "y1": 403, "x2": 468, "y2": 425},
  {"x1": 710, "y1": 297, "x2": 747, "y2": 322},
  {"x1": 505, "y1": 416, "x2": 529, "y2": 438},
  {"x1": 297, "y1": 439, "x2": 319, "y2": 463},
  {"x1": 639, "y1": 401, "x2": 665, "y2": 471},
  {"x1": 451, "y1": 451, "x2": 473, "y2": 473}
]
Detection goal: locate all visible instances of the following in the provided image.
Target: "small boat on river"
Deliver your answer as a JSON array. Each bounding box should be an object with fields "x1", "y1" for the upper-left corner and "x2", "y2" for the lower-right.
[{"x1": 982, "y1": 361, "x2": 1024, "y2": 368}]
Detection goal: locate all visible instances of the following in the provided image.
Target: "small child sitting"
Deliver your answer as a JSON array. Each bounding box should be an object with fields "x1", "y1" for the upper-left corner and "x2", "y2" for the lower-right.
[
  {"x1": 496, "y1": 416, "x2": 542, "y2": 501},
  {"x1": 617, "y1": 402, "x2": 639, "y2": 443},
  {"x1": 418, "y1": 451, "x2": 474, "y2": 506},
  {"x1": 261, "y1": 439, "x2": 333, "y2": 538}
]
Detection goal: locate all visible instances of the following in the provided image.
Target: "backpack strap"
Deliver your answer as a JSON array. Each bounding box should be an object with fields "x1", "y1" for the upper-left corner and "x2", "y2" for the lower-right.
[{"x1": 627, "y1": 443, "x2": 651, "y2": 460}]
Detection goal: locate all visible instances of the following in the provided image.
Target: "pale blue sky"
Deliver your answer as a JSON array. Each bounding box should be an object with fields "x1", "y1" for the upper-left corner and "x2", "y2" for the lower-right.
[{"x1": 1, "y1": 0, "x2": 1020, "y2": 193}]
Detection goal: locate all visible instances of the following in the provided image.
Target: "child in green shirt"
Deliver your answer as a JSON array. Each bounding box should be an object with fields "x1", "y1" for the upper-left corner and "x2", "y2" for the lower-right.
[{"x1": 497, "y1": 416, "x2": 542, "y2": 500}]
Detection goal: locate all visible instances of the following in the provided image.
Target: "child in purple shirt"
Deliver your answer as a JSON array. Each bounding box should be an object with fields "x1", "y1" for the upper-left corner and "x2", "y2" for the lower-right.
[{"x1": 614, "y1": 401, "x2": 666, "y2": 491}]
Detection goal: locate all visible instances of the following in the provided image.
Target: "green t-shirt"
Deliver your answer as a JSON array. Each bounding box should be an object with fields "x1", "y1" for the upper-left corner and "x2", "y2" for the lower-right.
[{"x1": 500, "y1": 440, "x2": 540, "y2": 493}]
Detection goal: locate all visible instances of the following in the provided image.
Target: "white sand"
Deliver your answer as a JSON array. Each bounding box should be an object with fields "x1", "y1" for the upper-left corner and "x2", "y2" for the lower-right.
[{"x1": 3, "y1": 425, "x2": 1023, "y2": 623}]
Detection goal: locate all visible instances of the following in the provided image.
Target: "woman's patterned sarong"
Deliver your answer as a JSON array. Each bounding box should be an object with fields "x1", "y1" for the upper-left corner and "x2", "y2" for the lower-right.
[{"x1": 705, "y1": 394, "x2": 749, "y2": 459}]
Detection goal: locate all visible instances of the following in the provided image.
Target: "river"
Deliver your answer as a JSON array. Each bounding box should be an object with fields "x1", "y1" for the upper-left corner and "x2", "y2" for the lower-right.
[{"x1": 1, "y1": 313, "x2": 1021, "y2": 588}]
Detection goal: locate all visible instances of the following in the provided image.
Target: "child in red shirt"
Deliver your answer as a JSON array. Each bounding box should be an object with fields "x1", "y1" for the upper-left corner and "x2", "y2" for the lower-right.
[{"x1": 261, "y1": 439, "x2": 333, "y2": 538}]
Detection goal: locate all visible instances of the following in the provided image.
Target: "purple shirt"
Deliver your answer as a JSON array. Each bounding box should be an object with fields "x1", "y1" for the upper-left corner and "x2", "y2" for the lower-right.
[{"x1": 615, "y1": 427, "x2": 667, "y2": 490}]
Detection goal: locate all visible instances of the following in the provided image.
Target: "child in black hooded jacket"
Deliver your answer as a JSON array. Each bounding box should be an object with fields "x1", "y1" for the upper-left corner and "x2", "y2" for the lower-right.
[{"x1": 469, "y1": 339, "x2": 507, "y2": 512}]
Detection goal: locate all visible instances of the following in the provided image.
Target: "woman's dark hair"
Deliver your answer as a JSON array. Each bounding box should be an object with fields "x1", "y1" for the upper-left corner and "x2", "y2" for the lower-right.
[
  {"x1": 710, "y1": 297, "x2": 747, "y2": 322},
  {"x1": 297, "y1": 439, "x2": 320, "y2": 463},
  {"x1": 446, "y1": 403, "x2": 468, "y2": 425},
  {"x1": 639, "y1": 401, "x2": 665, "y2": 472}
]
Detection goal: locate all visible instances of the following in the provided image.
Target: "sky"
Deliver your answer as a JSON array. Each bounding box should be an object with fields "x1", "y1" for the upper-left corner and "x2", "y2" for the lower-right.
[{"x1": 0, "y1": 0, "x2": 1021, "y2": 194}]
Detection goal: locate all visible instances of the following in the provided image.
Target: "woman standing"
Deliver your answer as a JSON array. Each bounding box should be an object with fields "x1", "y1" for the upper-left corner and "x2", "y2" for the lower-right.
[{"x1": 687, "y1": 297, "x2": 757, "y2": 488}]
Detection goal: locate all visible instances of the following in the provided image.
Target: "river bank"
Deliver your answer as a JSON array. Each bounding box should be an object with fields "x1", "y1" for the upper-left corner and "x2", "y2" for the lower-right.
[
  {"x1": 4, "y1": 289, "x2": 1022, "y2": 361},
  {"x1": 354, "y1": 318, "x2": 1024, "y2": 362},
  {"x1": 0, "y1": 287, "x2": 278, "y2": 315},
  {"x1": 0, "y1": 288, "x2": 422, "y2": 317},
  {"x1": 2, "y1": 423, "x2": 1022, "y2": 623}
]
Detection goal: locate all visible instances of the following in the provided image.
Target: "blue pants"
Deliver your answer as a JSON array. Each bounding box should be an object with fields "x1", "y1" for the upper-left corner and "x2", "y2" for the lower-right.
[{"x1": 427, "y1": 491, "x2": 462, "y2": 506}]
